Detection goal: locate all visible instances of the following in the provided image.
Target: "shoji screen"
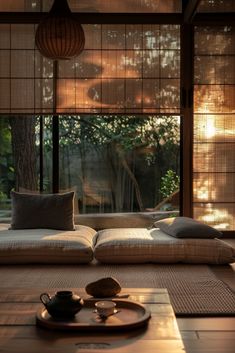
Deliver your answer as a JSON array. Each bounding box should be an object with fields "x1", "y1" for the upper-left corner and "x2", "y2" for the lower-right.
[
  {"x1": 0, "y1": 24, "x2": 54, "y2": 114},
  {"x1": 0, "y1": 24, "x2": 180, "y2": 115},
  {"x1": 0, "y1": 0, "x2": 181, "y2": 13},
  {"x1": 193, "y1": 26, "x2": 235, "y2": 230},
  {"x1": 57, "y1": 24, "x2": 180, "y2": 114}
]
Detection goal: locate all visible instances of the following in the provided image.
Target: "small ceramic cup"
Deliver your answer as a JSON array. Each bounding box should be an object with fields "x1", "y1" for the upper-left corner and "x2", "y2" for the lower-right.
[{"x1": 95, "y1": 301, "x2": 116, "y2": 317}]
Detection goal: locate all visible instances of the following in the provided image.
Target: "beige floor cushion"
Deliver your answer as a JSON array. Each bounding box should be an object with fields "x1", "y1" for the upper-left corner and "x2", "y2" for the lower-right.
[
  {"x1": 94, "y1": 228, "x2": 235, "y2": 264},
  {"x1": 0, "y1": 224, "x2": 96, "y2": 264}
]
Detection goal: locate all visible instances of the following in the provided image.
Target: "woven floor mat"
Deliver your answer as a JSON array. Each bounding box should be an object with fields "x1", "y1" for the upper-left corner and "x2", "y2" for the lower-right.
[{"x1": 1, "y1": 263, "x2": 235, "y2": 316}]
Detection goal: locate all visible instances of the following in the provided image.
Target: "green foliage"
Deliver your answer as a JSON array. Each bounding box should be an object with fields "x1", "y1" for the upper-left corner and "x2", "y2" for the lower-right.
[
  {"x1": 0, "y1": 191, "x2": 11, "y2": 210},
  {"x1": 56, "y1": 115, "x2": 180, "y2": 210},
  {"x1": 56, "y1": 115, "x2": 180, "y2": 165},
  {"x1": 160, "y1": 169, "x2": 180, "y2": 199},
  {"x1": 0, "y1": 191, "x2": 7, "y2": 201},
  {"x1": 0, "y1": 114, "x2": 180, "y2": 212}
]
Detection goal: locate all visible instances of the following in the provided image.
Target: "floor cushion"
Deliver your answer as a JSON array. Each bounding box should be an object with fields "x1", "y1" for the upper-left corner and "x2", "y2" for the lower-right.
[
  {"x1": 94, "y1": 228, "x2": 235, "y2": 264},
  {"x1": 0, "y1": 224, "x2": 96, "y2": 264}
]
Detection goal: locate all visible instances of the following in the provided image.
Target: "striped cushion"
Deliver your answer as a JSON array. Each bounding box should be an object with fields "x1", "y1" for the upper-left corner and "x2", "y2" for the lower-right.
[
  {"x1": 0, "y1": 224, "x2": 96, "y2": 264},
  {"x1": 94, "y1": 228, "x2": 235, "y2": 264}
]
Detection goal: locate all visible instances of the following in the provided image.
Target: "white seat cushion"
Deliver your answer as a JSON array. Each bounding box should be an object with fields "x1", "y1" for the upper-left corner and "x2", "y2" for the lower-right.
[
  {"x1": 94, "y1": 228, "x2": 235, "y2": 264},
  {"x1": 0, "y1": 224, "x2": 96, "y2": 264}
]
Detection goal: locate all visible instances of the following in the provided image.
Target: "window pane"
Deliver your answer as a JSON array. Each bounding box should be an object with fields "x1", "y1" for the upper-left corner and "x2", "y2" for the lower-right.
[
  {"x1": 59, "y1": 115, "x2": 180, "y2": 214},
  {"x1": 0, "y1": 116, "x2": 46, "y2": 222},
  {"x1": 0, "y1": 116, "x2": 54, "y2": 222}
]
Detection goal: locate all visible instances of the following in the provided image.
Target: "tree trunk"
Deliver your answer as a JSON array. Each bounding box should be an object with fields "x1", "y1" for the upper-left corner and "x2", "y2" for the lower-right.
[
  {"x1": 116, "y1": 145, "x2": 144, "y2": 212},
  {"x1": 9, "y1": 116, "x2": 37, "y2": 191}
]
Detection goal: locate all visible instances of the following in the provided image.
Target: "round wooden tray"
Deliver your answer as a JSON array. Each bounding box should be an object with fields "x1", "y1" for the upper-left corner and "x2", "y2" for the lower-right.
[{"x1": 36, "y1": 298, "x2": 151, "y2": 331}]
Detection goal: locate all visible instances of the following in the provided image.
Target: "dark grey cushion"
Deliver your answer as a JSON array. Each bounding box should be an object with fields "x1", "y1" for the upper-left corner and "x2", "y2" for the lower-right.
[
  {"x1": 154, "y1": 217, "x2": 222, "y2": 239},
  {"x1": 11, "y1": 191, "x2": 75, "y2": 230}
]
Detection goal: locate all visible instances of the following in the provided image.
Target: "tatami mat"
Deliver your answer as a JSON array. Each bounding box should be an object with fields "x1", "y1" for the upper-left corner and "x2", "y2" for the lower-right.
[{"x1": 1, "y1": 263, "x2": 235, "y2": 316}]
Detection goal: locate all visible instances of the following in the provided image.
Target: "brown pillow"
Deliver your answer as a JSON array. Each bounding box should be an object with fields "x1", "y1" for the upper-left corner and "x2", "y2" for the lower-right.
[
  {"x1": 10, "y1": 191, "x2": 75, "y2": 230},
  {"x1": 154, "y1": 217, "x2": 222, "y2": 239}
]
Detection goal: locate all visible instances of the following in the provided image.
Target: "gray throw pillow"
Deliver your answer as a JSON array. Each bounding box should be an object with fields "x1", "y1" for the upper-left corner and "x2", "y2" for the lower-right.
[
  {"x1": 11, "y1": 191, "x2": 75, "y2": 230},
  {"x1": 154, "y1": 217, "x2": 222, "y2": 239}
]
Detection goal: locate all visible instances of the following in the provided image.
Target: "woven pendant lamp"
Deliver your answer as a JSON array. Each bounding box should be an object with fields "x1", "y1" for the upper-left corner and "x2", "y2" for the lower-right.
[{"x1": 35, "y1": 0, "x2": 85, "y2": 60}]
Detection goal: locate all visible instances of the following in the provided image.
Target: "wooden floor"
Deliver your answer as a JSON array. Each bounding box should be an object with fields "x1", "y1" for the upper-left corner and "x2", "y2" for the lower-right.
[{"x1": 177, "y1": 238, "x2": 235, "y2": 353}]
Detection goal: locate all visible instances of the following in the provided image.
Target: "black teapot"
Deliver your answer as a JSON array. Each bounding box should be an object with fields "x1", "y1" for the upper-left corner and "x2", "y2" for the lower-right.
[{"x1": 40, "y1": 290, "x2": 84, "y2": 319}]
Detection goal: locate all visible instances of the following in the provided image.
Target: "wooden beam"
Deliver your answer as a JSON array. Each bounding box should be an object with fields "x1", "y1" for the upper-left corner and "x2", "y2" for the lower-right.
[
  {"x1": 184, "y1": 0, "x2": 202, "y2": 23},
  {"x1": 0, "y1": 12, "x2": 182, "y2": 24},
  {"x1": 194, "y1": 12, "x2": 235, "y2": 25}
]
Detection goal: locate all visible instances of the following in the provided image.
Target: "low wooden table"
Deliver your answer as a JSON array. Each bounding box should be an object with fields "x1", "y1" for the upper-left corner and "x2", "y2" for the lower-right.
[{"x1": 0, "y1": 288, "x2": 184, "y2": 353}]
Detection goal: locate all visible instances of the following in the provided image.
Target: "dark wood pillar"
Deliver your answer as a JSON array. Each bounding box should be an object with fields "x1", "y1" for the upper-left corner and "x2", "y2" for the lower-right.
[
  {"x1": 52, "y1": 60, "x2": 59, "y2": 194},
  {"x1": 180, "y1": 23, "x2": 194, "y2": 217}
]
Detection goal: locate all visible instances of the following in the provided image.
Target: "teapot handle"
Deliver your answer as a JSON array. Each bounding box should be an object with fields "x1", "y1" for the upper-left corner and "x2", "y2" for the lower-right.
[{"x1": 40, "y1": 292, "x2": 51, "y2": 306}]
